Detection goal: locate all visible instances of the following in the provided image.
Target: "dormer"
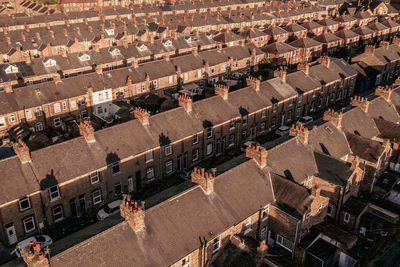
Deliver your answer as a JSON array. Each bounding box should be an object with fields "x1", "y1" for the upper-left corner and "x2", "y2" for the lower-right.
[
  {"x1": 110, "y1": 48, "x2": 121, "y2": 56},
  {"x1": 43, "y1": 58, "x2": 56, "y2": 68},
  {"x1": 137, "y1": 43, "x2": 146, "y2": 51},
  {"x1": 4, "y1": 64, "x2": 19, "y2": 74},
  {"x1": 163, "y1": 40, "x2": 172, "y2": 47},
  {"x1": 105, "y1": 28, "x2": 115, "y2": 36},
  {"x1": 78, "y1": 53, "x2": 90, "y2": 62}
]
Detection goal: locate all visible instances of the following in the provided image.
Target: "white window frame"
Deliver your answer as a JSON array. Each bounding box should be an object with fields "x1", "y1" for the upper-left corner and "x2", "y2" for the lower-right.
[
  {"x1": 165, "y1": 160, "x2": 173, "y2": 174},
  {"x1": 230, "y1": 119, "x2": 235, "y2": 130},
  {"x1": 305, "y1": 213, "x2": 310, "y2": 224},
  {"x1": 242, "y1": 115, "x2": 248, "y2": 125},
  {"x1": 327, "y1": 205, "x2": 333, "y2": 216},
  {"x1": 25, "y1": 110, "x2": 32, "y2": 119},
  {"x1": 181, "y1": 255, "x2": 190, "y2": 267},
  {"x1": 19, "y1": 197, "x2": 31, "y2": 212},
  {"x1": 344, "y1": 212, "x2": 350, "y2": 223},
  {"x1": 54, "y1": 103, "x2": 61, "y2": 114},
  {"x1": 165, "y1": 145, "x2": 172, "y2": 156},
  {"x1": 146, "y1": 150, "x2": 153, "y2": 163},
  {"x1": 262, "y1": 206, "x2": 269, "y2": 221},
  {"x1": 92, "y1": 189, "x2": 102, "y2": 205},
  {"x1": 276, "y1": 235, "x2": 293, "y2": 252},
  {"x1": 112, "y1": 162, "x2": 120, "y2": 174},
  {"x1": 52, "y1": 206, "x2": 64, "y2": 223},
  {"x1": 206, "y1": 143, "x2": 213, "y2": 155},
  {"x1": 212, "y1": 236, "x2": 221, "y2": 253},
  {"x1": 244, "y1": 217, "x2": 252, "y2": 234},
  {"x1": 229, "y1": 134, "x2": 234, "y2": 147},
  {"x1": 146, "y1": 167, "x2": 154, "y2": 180},
  {"x1": 192, "y1": 149, "x2": 199, "y2": 162},
  {"x1": 90, "y1": 171, "x2": 99, "y2": 184},
  {"x1": 62, "y1": 101, "x2": 67, "y2": 110},
  {"x1": 207, "y1": 127, "x2": 212, "y2": 138},
  {"x1": 193, "y1": 134, "x2": 198, "y2": 144},
  {"x1": 10, "y1": 114, "x2": 16, "y2": 122},
  {"x1": 54, "y1": 117, "x2": 61, "y2": 128},
  {"x1": 23, "y1": 216, "x2": 36, "y2": 233},
  {"x1": 49, "y1": 186, "x2": 60, "y2": 201},
  {"x1": 35, "y1": 122, "x2": 43, "y2": 132}
]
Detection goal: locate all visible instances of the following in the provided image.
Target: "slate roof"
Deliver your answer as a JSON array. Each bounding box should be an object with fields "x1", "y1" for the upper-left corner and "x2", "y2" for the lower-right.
[{"x1": 314, "y1": 152, "x2": 353, "y2": 187}]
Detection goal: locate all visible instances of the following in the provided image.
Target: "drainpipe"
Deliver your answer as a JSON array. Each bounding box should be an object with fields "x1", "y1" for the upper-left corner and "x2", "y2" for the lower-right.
[
  {"x1": 203, "y1": 236, "x2": 207, "y2": 267},
  {"x1": 293, "y1": 219, "x2": 300, "y2": 259}
]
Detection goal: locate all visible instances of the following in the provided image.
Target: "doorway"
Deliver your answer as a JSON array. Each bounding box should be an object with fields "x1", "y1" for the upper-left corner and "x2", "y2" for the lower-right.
[{"x1": 6, "y1": 225, "x2": 17, "y2": 245}]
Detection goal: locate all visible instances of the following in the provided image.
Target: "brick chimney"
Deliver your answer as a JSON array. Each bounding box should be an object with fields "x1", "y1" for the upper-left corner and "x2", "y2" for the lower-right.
[
  {"x1": 395, "y1": 76, "x2": 400, "y2": 85},
  {"x1": 95, "y1": 65, "x2": 103, "y2": 74},
  {"x1": 289, "y1": 124, "x2": 309, "y2": 144},
  {"x1": 379, "y1": 41, "x2": 389, "y2": 49},
  {"x1": 6, "y1": 36, "x2": 10, "y2": 45},
  {"x1": 246, "y1": 144, "x2": 268, "y2": 168},
  {"x1": 120, "y1": 195, "x2": 145, "y2": 231},
  {"x1": 13, "y1": 139, "x2": 31, "y2": 164},
  {"x1": 134, "y1": 107, "x2": 150, "y2": 126},
  {"x1": 351, "y1": 96, "x2": 369, "y2": 112},
  {"x1": 215, "y1": 84, "x2": 229, "y2": 100},
  {"x1": 393, "y1": 37, "x2": 400, "y2": 46},
  {"x1": 257, "y1": 241, "x2": 268, "y2": 258},
  {"x1": 79, "y1": 121, "x2": 95, "y2": 143},
  {"x1": 192, "y1": 47, "x2": 198, "y2": 55},
  {"x1": 191, "y1": 168, "x2": 214, "y2": 194},
  {"x1": 274, "y1": 69, "x2": 287, "y2": 82},
  {"x1": 319, "y1": 56, "x2": 331, "y2": 68},
  {"x1": 375, "y1": 85, "x2": 391, "y2": 100},
  {"x1": 246, "y1": 76, "x2": 261, "y2": 91},
  {"x1": 323, "y1": 108, "x2": 343, "y2": 127},
  {"x1": 178, "y1": 93, "x2": 192, "y2": 112},
  {"x1": 297, "y1": 63, "x2": 310, "y2": 75},
  {"x1": 20, "y1": 241, "x2": 49, "y2": 267},
  {"x1": 364, "y1": 45, "x2": 375, "y2": 55}
]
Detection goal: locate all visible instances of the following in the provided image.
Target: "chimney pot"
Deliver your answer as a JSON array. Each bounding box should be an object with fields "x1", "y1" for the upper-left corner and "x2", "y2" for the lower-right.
[
  {"x1": 134, "y1": 107, "x2": 150, "y2": 126},
  {"x1": 323, "y1": 108, "x2": 343, "y2": 127},
  {"x1": 215, "y1": 84, "x2": 229, "y2": 100},
  {"x1": 246, "y1": 144, "x2": 268, "y2": 168},
  {"x1": 351, "y1": 96, "x2": 369, "y2": 112},
  {"x1": 246, "y1": 76, "x2": 261, "y2": 91},
  {"x1": 375, "y1": 85, "x2": 392, "y2": 100},
  {"x1": 191, "y1": 168, "x2": 215, "y2": 194},
  {"x1": 289, "y1": 123, "x2": 309, "y2": 144},
  {"x1": 79, "y1": 121, "x2": 96, "y2": 143},
  {"x1": 13, "y1": 139, "x2": 31, "y2": 164},
  {"x1": 120, "y1": 195, "x2": 145, "y2": 231},
  {"x1": 178, "y1": 93, "x2": 193, "y2": 112}
]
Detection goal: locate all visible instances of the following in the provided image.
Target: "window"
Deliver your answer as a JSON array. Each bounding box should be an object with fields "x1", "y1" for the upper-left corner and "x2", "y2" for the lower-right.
[
  {"x1": 184, "y1": 73, "x2": 188, "y2": 81},
  {"x1": 198, "y1": 69, "x2": 202, "y2": 78},
  {"x1": 169, "y1": 75, "x2": 173, "y2": 84},
  {"x1": 318, "y1": 204, "x2": 323, "y2": 214},
  {"x1": 52, "y1": 206, "x2": 64, "y2": 223},
  {"x1": 244, "y1": 217, "x2": 252, "y2": 234},
  {"x1": 261, "y1": 109, "x2": 267, "y2": 118},
  {"x1": 192, "y1": 134, "x2": 198, "y2": 144},
  {"x1": 212, "y1": 236, "x2": 221, "y2": 253},
  {"x1": 10, "y1": 114, "x2": 16, "y2": 122},
  {"x1": 23, "y1": 217, "x2": 36, "y2": 233},
  {"x1": 49, "y1": 186, "x2": 60, "y2": 201},
  {"x1": 153, "y1": 80, "x2": 158, "y2": 89},
  {"x1": 54, "y1": 103, "x2": 61, "y2": 113},
  {"x1": 25, "y1": 110, "x2": 32, "y2": 119},
  {"x1": 136, "y1": 85, "x2": 141, "y2": 94},
  {"x1": 344, "y1": 212, "x2": 350, "y2": 223},
  {"x1": 273, "y1": 104, "x2": 277, "y2": 113},
  {"x1": 92, "y1": 189, "x2": 102, "y2": 205},
  {"x1": 166, "y1": 160, "x2": 173, "y2": 174},
  {"x1": 345, "y1": 183, "x2": 350, "y2": 193},
  {"x1": 192, "y1": 149, "x2": 199, "y2": 162},
  {"x1": 35, "y1": 122, "x2": 43, "y2": 132},
  {"x1": 207, "y1": 127, "x2": 212, "y2": 138},
  {"x1": 90, "y1": 171, "x2": 99, "y2": 184},
  {"x1": 146, "y1": 150, "x2": 153, "y2": 163},
  {"x1": 36, "y1": 107, "x2": 42, "y2": 116},
  {"x1": 327, "y1": 205, "x2": 332, "y2": 216},
  {"x1": 260, "y1": 122, "x2": 266, "y2": 132},
  {"x1": 182, "y1": 256, "x2": 190, "y2": 267},
  {"x1": 298, "y1": 94, "x2": 303, "y2": 103},
  {"x1": 54, "y1": 118, "x2": 61, "y2": 128},
  {"x1": 305, "y1": 213, "x2": 310, "y2": 224},
  {"x1": 165, "y1": 145, "x2": 172, "y2": 156},
  {"x1": 241, "y1": 131, "x2": 247, "y2": 140},
  {"x1": 146, "y1": 167, "x2": 154, "y2": 180},
  {"x1": 114, "y1": 182, "x2": 122, "y2": 195},
  {"x1": 276, "y1": 235, "x2": 293, "y2": 252},
  {"x1": 19, "y1": 197, "x2": 31, "y2": 211},
  {"x1": 262, "y1": 206, "x2": 269, "y2": 221},
  {"x1": 229, "y1": 135, "x2": 234, "y2": 147},
  {"x1": 62, "y1": 101, "x2": 67, "y2": 110},
  {"x1": 70, "y1": 100, "x2": 76, "y2": 109},
  {"x1": 242, "y1": 115, "x2": 248, "y2": 125},
  {"x1": 206, "y1": 143, "x2": 213, "y2": 155},
  {"x1": 112, "y1": 162, "x2": 120, "y2": 174}
]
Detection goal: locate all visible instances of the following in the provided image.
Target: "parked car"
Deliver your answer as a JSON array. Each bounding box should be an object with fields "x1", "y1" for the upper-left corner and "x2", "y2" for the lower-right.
[
  {"x1": 275, "y1": 126, "x2": 290, "y2": 136},
  {"x1": 97, "y1": 199, "x2": 122, "y2": 221},
  {"x1": 241, "y1": 141, "x2": 260, "y2": 152},
  {"x1": 296, "y1": 116, "x2": 313, "y2": 126},
  {"x1": 212, "y1": 154, "x2": 233, "y2": 167},
  {"x1": 16, "y1": 235, "x2": 53, "y2": 257},
  {"x1": 179, "y1": 169, "x2": 193, "y2": 181}
]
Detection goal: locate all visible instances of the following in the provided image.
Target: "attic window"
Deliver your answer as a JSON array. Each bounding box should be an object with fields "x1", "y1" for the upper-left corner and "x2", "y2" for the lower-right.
[
  {"x1": 79, "y1": 54, "x2": 90, "y2": 62},
  {"x1": 43, "y1": 59, "x2": 56, "y2": 68},
  {"x1": 110, "y1": 48, "x2": 120, "y2": 56},
  {"x1": 163, "y1": 40, "x2": 172, "y2": 47},
  {"x1": 325, "y1": 126, "x2": 333, "y2": 134},
  {"x1": 4, "y1": 64, "x2": 19, "y2": 74},
  {"x1": 105, "y1": 29, "x2": 115, "y2": 35}
]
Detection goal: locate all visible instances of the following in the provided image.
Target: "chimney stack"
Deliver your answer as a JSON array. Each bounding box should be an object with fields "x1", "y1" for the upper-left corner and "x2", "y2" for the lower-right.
[
  {"x1": 351, "y1": 96, "x2": 369, "y2": 112},
  {"x1": 215, "y1": 84, "x2": 229, "y2": 100},
  {"x1": 95, "y1": 65, "x2": 103, "y2": 74},
  {"x1": 319, "y1": 56, "x2": 331, "y2": 68},
  {"x1": 134, "y1": 107, "x2": 150, "y2": 126},
  {"x1": 395, "y1": 76, "x2": 400, "y2": 85},
  {"x1": 323, "y1": 109, "x2": 343, "y2": 127},
  {"x1": 246, "y1": 76, "x2": 261, "y2": 91},
  {"x1": 191, "y1": 168, "x2": 215, "y2": 194},
  {"x1": 13, "y1": 139, "x2": 31, "y2": 164},
  {"x1": 364, "y1": 45, "x2": 375, "y2": 55},
  {"x1": 289, "y1": 124, "x2": 309, "y2": 144},
  {"x1": 297, "y1": 63, "x2": 309, "y2": 75},
  {"x1": 274, "y1": 69, "x2": 287, "y2": 82},
  {"x1": 375, "y1": 85, "x2": 392, "y2": 100},
  {"x1": 49, "y1": 30, "x2": 54, "y2": 38},
  {"x1": 79, "y1": 121, "x2": 95, "y2": 143},
  {"x1": 120, "y1": 195, "x2": 145, "y2": 231},
  {"x1": 178, "y1": 93, "x2": 192, "y2": 112},
  {"x1": 20, "y1": 240, "x2": 49, "y2": 267},
  {"x1": 393, "y1": 36, "x2": 400, "y2": 46},
  {"x1": 246, "y1": 144, "x2": 268, "y2": 168},
  {"x1": 379, "y1": 40, "x2": 389, "y2": 49},
  {"x1": 6, "y1": 36, "x2": 10, "y2": 45}
]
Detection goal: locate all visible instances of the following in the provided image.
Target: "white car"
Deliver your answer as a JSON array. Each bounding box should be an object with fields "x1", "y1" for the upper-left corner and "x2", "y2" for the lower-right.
[
  {"x1": 16, "y1": 235, "x2": 53, "y2": 257},
  {"x1": 241, "y1": 141, "x2": 260, "y2": 152},
  {"x1": 296, "y1": 116, "x2": 313, "y2": 127},
  {"x1": 275, "y1": 126, "x2": 290, "y2": 136},
  {"x1": 97, "y1": 199, "x2": 122, "y2": 221}
]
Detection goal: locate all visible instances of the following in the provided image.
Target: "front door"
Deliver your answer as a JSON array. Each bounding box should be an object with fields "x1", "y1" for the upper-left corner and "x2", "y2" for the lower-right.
[
  {"x1": 177, "y1": 155, "x2": 182, "y2": 171},
  {"x1": 135, "y1": 171, "x2": 142, "y2": 192},
  {"x1": 183, "y1": 153, "x2": 188, "y2": 169},
  {"x1": 6, "y1": 225, "x2": 17, "y2": 245},
  {"x1": 70, "y1": 199, "x2": 77, "y2": 218},
  {"x1": 281, "y1": 114, "x2": 285, "y2": 126},
  {"x1": 79, "y1": 196, "x2": 86, "y2": 215},
  {"x1": 216, "y1": 139, "x2": 221, "y2": 155},
  {"x1": 260, "y1": 226, "x2": 267, "y2": 242},
  {"x1": 222, "y1": 137, "x2": 226, "y2": 152},
  {"x1": 127, "y1": 176, "x2": 133, "y2": 193}
]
